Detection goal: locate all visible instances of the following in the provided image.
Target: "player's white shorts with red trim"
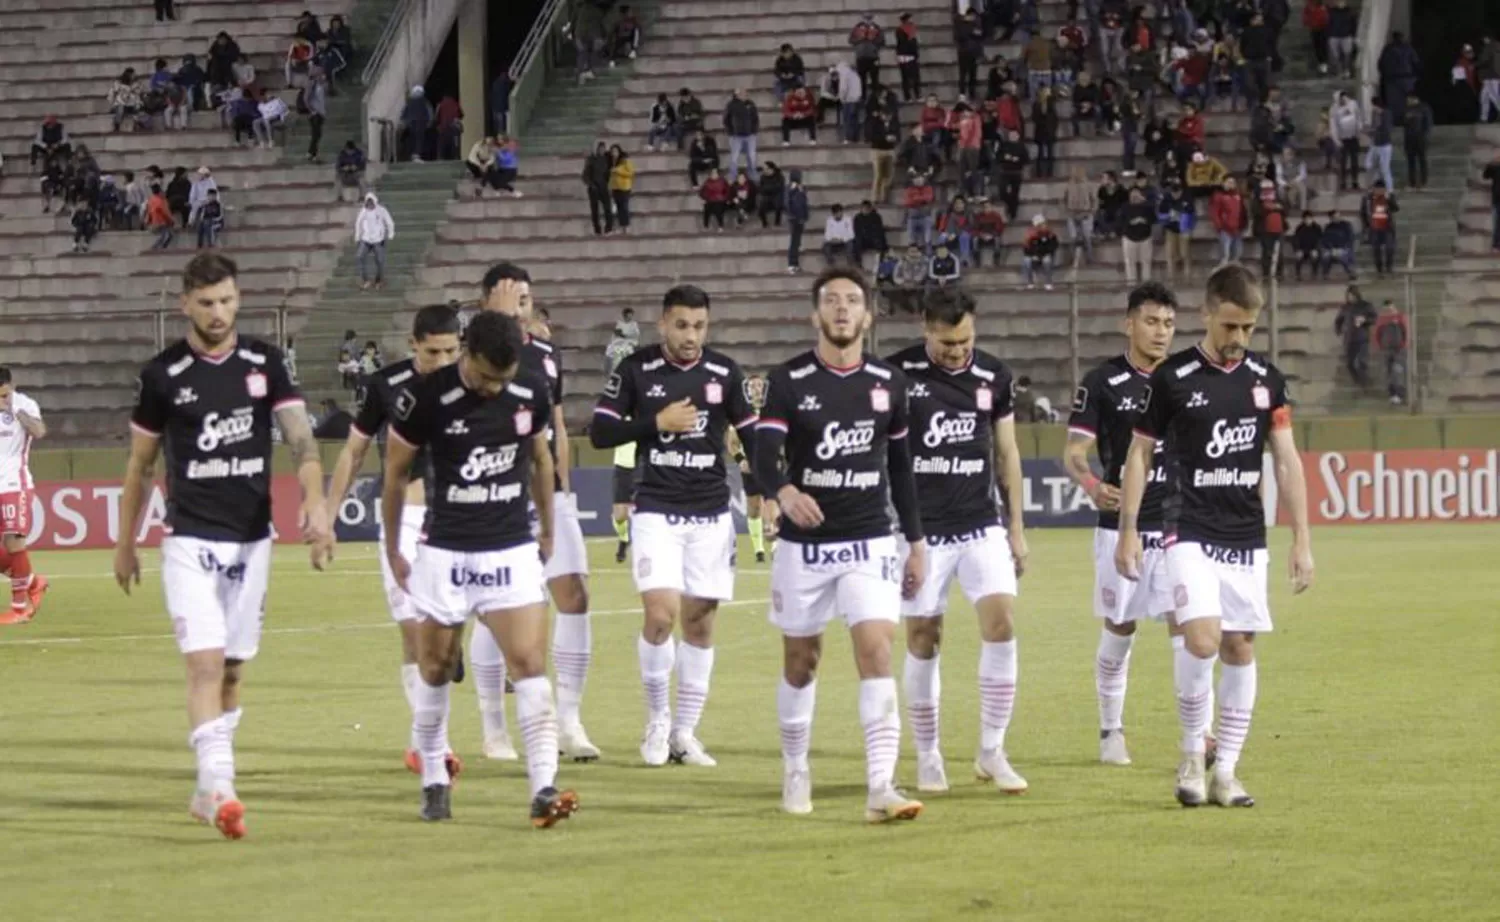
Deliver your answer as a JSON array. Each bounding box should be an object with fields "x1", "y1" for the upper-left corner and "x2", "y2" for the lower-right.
[
  {"x1": 769, "y1": 536, "x2": 901, "y2": 638},
  {"x1": 0, "y1": 490, "x2": 32, "y2": 536},
  {"x1": 630, "y1": 511, "x2": 736, "y2": 600},
  {"x1": 377, "y1": 505, "x2": 425, "y2": 623},
  {"x1": 407, "y1": 541, "x2": 547, "y2": 627},
  {"x1": 1166, "y1": 541, "x2": 1272, "y2": 633},
  {"x1": 161, "y1": 536, "x2": 272, "y2": 660},
  {"x1": 898, "y1": 526, "x2": 1017, "y2": 617},
  {"x1": 532, "y1": 492, "x2": 589, "y2": 580},
  {"x1": 1093, "y1": 527, "x2": 1171, "y2": 624}
]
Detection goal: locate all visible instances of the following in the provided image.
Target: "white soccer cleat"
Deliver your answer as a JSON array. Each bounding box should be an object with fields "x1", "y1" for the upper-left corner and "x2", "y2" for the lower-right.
[
  {"x1": 1099, "y1": 730, "x2": 1132, "y2": 766},
  {"x1": 483, "y1": 730, "x2": 519, "y2": 761},
  {"x1": 640, "y1": 718, "x2": 671, "y2": 766},
  {"x1": 865, "y1": 785, "x2": 924, "y2": 823},
  {"x1": 974, "y1": 749, "x2": 1029, "y2": 793},
  {"x1": 782, "y1": 765, "x2": 813, "y2": 815},
  {"x1": 559, "y1": 722, "x2": 601, "y2": 762},
  {"x1": 668, "y1": 729, "x2": 717, "y2": 767},
  {"x1": 1176, "y1": 753, "x2": 1208, "y2": 807},
  {"x1": 916, "y1": 751, "x2": 950, "y2": 793},
  {"x1": 1208, "y1": 772, "x2": 1255, "y2": 808}
]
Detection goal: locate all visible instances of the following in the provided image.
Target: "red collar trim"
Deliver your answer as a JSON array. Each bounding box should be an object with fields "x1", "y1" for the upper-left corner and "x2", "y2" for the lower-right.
[
  {"x1": 1195, "y1": 344, "x2": 1241, "y2": 372},
  {"x1": 1123, "y1": 354, "x2": 1154, "y2": 377},
  {"x1": 660, "y1": 346, "x2": 700, "y2": 371},
  {"x1": 816, "y1": 353, "x2": 865, "y2": 376},
  {"x1": 191, "y1": 334, "x2": 238, "y2": 365}
]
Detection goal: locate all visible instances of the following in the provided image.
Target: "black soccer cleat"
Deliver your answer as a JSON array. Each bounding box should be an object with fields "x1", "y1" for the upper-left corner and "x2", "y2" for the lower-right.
[
  {"x1": 615, "y1": 541, "x2": 629, "y2": 564},
  {"x1": 530, "y1": 786, "x2": 579, "y2": 829},
  {"x1": 756, "y1": 551, "x2": 766, "y2": 564},
  {"x1": 421, "y1": 784, "x2": 453, "y2": 821}
]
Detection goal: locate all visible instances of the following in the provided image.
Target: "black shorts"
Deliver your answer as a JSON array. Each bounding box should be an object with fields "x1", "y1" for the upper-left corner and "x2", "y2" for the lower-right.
[
  {"x1": 741, "y1": 467, "x2": 763, "y2": 498},
  {"x1": 612, "y1": 464, "x2": 637, "y2": 505}
]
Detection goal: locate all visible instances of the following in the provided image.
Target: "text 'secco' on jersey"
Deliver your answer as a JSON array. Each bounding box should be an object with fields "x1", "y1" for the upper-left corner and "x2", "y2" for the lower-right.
[
  {"x1": 1068, "y1": 354, "x2": 1176, "y2": 531},
  {"x1": 353, "y1": 358, "x2": 431, "y2": 485},
  {"x1": 130, "y1": 337, "x2": 302, "y2": 541}
]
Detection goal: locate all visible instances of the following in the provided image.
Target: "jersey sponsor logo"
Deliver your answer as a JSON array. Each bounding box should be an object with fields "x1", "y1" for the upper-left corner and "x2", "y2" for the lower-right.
[
  {"x1": 658, "y1": 410, "x2": 710, "y2": 444},
  {"x1": 388, "y1": 369, "x2": 415, "y2": 386},
  {"x1": 439, "y1": 387, "x2": 464, "y2": 406},
  {"x1": 1193, "y1": 467, "x2": 1262, "y2": 488},
  {"x1": 174, "y1": 387, "x2": 197, "y2": 406},
  {"x1": 971, "y1": 365, "x2": 996, "y2": 382},
  {"x1": 665, "y1": 513, "x2": 720, "y2": 526},
  {"x1": 459, "y1": 444, "x2": 519, "y2": 481},
  {"x1": 870, "y1": 386, "x2": 890, "y2": 412},
  {"x1": 603, "y1": 373, "x2": 622, "y2": 398},
  {"x1": 446, "y1": 481, "x2": 524, "y2": 504},
  {"x1": 798, "y1": 394, "x2": 822, "y2": 411},
  {"x1": 976, "y1": 386, "x2": 993, "y2": 411},
  {"x1": 1187, "y1": 390, "x2": 1209, "y2": 408},
  {"x1": 237, "y1": 349, "x2": 267, "y2": 366},
  {"x1": 641, "y1": 358, "x2": 665, "y2": 372},
  {"x1": 789, "y1": 363, "x2": 817, "y2": 380},
  {"x1": 1117, "y1": 395, "x2": 1142, "y2": 412},
  {"x1": 637, "y1": 555, "x2": 651, "y2": 579},
  {"x1": 1101, "y1": 586, "x2": 1117, "y2": 609},
  {"x1": 863, "y1": 364, "x2": 892, "y2": 381},
  {"x1": 909, "y1": 382, "x2": 930, "y2": 398},
  {"x1": 1174, "y1": 583, "x2": 1189, "y2": 608},
  {"x1": 515, "y1": 409, "x2": 533, "y2": 436},
  {"x1": 1201, "y1": 543, "x2": 1254, "y2": 566},
  {"x1": 197, "y1": 547, "x2": 247, "y2": 582},
  {"x1": 901, "y1": 360, "x2": 929, "y2": 370},
  {"x1": 1245, "y1": 356, "x2": 1268, "y2": 376},
  {"x1": 914, "y1": 455, "x2": 986, "y2": 476},
  {"x1": 815, "y1": 420, "x2": 877, "y2": 460},
  {"x1": 1107, "y1": 371, "x2": 1132, "y2": 386},
  {"x1": 394, "y1": 389, "x2": 418, "y2": 419},
  {"x1": 705, "y1": 381, "x2": 723, "y2": 404},
  {"x1": 922, "y1": 411, "x2": 978, "y2": 448},
  {"x1": 196, "y1": 408, "x2": 256, "y2": 452},
  {"x1": 647, "y1": 384, "x2": 667, "y2": 398},
  {"x1": 186, "y1": 456, "x2": 267, "y2": 479},
  {"x1": 1072, "y1": 385, "x2": 1088, "y2": 413},
  {"x1": 166, "y1": 355, "x2": 194, "y2": 377},
  {"x1": 449, "y1": 565, "x2": 512, "y2": 588},
  {"x1": 1252, "y1": 384, "x2": 1270, "y2": 409},
  {"x1": 445, "y1": 419, "x2": 470, "y2": 435},
  {"x1": 1175, "y1": 360, "x2": 1202, "y2": 379},
  {"x1": 246, "y1": 371, "x2": 268, "y2": 398},
  {"x1": 1204, "y1": 419, "x2": 1259, "y2": 459},
  {"x1": 927, "y1": 527, "x2": 987, "y2": 547},
  {"x1": 800, "y1": 540, "x2": 870, "y2": 568},
  {"x1": 507, "y1": 382, "x2": 534, "y2": 400},
  {"x1": 704, "y1": 361, "x2": 729, "y2": 376}
]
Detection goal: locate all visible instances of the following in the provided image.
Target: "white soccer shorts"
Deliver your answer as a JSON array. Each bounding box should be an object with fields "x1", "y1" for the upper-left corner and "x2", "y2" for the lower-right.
[
  {"x1": 378, "y1": 505, "x2": 425, "y2": 623},
  {"x1": 899, "y1": 526, "x2": 1018, "y2": 618},
  {"x1": 533, "y1": 491, "x2": 589, "y2": 580},
  {"x1": 630, "y1": 511, "x2": 736, "y2": 600},
  {"x1": 1166, "y1": 541, "x2": 1273, "y2": 633},
  {"x1": 406, "y1": 542, "x2": 548, "y2": 627},
  {"x1": 161, "y1": 536, "x2": 273, "y2": 660},
  {"x1": 1093, "y1": 527, "x2": 1171, "y2": 624},
  {"x1": 768, "y1": 536, "x2": 901, "y2": 638}
]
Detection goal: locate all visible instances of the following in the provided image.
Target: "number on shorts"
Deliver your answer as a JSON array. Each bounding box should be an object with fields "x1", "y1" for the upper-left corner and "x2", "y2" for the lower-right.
[
  {"x1": 1, "y1": 504, "x2": 15, "y2": 521},
  {"x1": 880, "y1": 556, "x2": 900, "y2": 584}
]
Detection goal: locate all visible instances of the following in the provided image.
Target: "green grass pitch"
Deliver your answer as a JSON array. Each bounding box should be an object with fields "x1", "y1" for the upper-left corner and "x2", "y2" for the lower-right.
[{"x1": 1, "y1": 525, "x2": 1497, "y2": 922}]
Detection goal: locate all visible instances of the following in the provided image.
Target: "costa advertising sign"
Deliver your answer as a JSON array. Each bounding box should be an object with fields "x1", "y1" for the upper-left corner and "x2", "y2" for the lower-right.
[{"x1": 1304, "y1": 450, "x2": 1500, "y2": 524}]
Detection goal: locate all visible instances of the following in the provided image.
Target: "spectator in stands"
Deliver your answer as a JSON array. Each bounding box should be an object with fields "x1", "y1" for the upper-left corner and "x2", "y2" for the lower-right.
[
  {"x1": 816, "y1": 65, "x2": 843, "y2": 128},
  {"x1": 304, "y1": 68, "x2": 330, "y2": 161},
  {"x1": 1324, "y1": 0, "x2": 1357, "y2": 77},
  {"x1": 1174, "y1": 103, "x2": 1206, "y2": 161},
  {"x1": 1365, "y1": 100, "x2": 1395, "y2": 193},
  {"x1": 226, "y1": 89, "x2": 258, "y2": 145},
  {"x1": 1314, "y1": 106, "x2": 1338, "y2": 172},
  {"x1": 677, "y1": 88, "x2": 705, "y2": 143},
  {"x1": 327, "y1": 16, "x2": 354, "y2": 72},
  {"x1": 30, "y1": 116, "x2": 71, "y2": 168},
  {"x1": 849, "y1": 13, "x2": 885, "y2": 92},
  {"x1": 688, "y1": 130, "x2": 719, "y2": 187},
  {"x1": 606, "y1": 308, "x2": 640, "y2": 372},
  {"x1": 400, "y1": 86, "x2": 434, "y2": 161},
  {"x1": 155, "y1": 0, "x2": 175, "y2": 22},
  {"x1": 1013, "y1": 376, "x2": 1058, "y2": 422},
  {"x1": 852, "y1": 200, "x2": 888, "y2": 267},
  {"x1": 1322, "y1": 208, "x2": 1357, "y2": 278},
  {"x1": 1378, "y1": 32, "x2": 1421, "y2": 123},
  {"x1": 781, "y1": 86, "x2": 817, "y2": 145},
  {"x1": 987, "y1": 55, "x2": 1019, "y2": 102},
  {"x1": 874, "y1": 250, "x2": 900, "y2": 312},
  {"x1": 955, "y1": 9, "x2": 985, "y2": 100},
  {"x1": 1159, "y1": 177, "x2": 1195, "y2": 279},
  {"x1": 609, "y1": 5, "x2": 641, "y2": 63},
  {"x1": 295, "y1": 10, "x2": 324, "y2": 43},
  {"x1": 1238, "y1": 12, "x2": 1273, "y2": 104},
  {"x1": 1277, "y1": 146, "x2": 1308, "y2": 212},
  {"x1": 41, "y1": 157, "x2": 67, "y2": 215},
  {"x1": 232, "y1": 53, "x2": 257, "y2": 90},
  {"x1": 355, "y1": 193, "x2": 396, "y2": 290},
  {"x1": 994, "y1": 128, "x2": 1028, "y2": 221},
  {"x1": 786, "y1": 169, "x2": 809, "y2": 272},
  {"x1": 196, "y1": 189, "x2": 225, "y2": 249},
  {"x1": 1374, "y1": 300, "x2": 1409, "y2": 404},
  {"x1": 1120, "y1": 88, "x2": 1144, "y2": 170},
  {"x1": 608, "y1": 146, "x2": 634, "y2": 233},
  {"x1": 492, "y1": 70, "x2": 513, "y2": 135},
  {"x1": 287, "y1": 37, "x2": 314, "y2": 89},
  {"x1": 832, "y1": 61, "x2": 863, "y2": 145},
  {"x1": 1022, "y1": 214, "x2": 1058, "y2": 290},
  {"x1": 973, "y1": 198, "x2": 1005, "y2": 267},
  {"x1": 70, "y1": 200, "x2": 98, "y2": 253},
  {"x1": 336, "y1": 140, "x2": 368, "y2": 200},
  {"x1": 1361, "y1": 180, "x2": 1399, "y2": 276},
  {"x1": 723, "y1": 89, "x2": 760, "y2": 182},
  {"x1": 1120, "y1": 187, "x2": 1155, "y2": 282},
  {"x1": 868, "y1": 106, "x2": 899, "y2": 201},
  {"x1": 1329, "y1": 91, "x2": 1362, "y2": 191},
  {"x1": 188, "y1": 166, "x2": 218, "y2": 226},
  {"x1": 254, "y1": 89, "x2": 291, "y2": 148},
  {"x1": 1291, "y1": 211, "x2": 1323, "y2": 280},
  {"x1": 700, "y1": 168, "x2": 730, "y2": 232},
  {"x1": 1032, "y1": 88, "x2": 1059, "y2": 178},
  {"x1": 165, "y1": 166, "x2": 191, "y2": 227},
  {"x1": 584, "y1": 142, "x2": 614, "y2": 235},
  {"x1": 774, "y1": 44, "x2": 806, "y2": 103},
  {"x1": 730, "y1": 170, "x2": 756, "y2": 227},
  {"x1": 1063, "y1": 165, "x2": 1096, "y2": 264},
  {"x1": 1252, "y1": 179, "x2": 1287, "y2": 279},
  {"x1": 1055, "y1": 16, "x2": 1087, "y2": 91},
  {"x1": 434, "y1": 94, "x2": 464, "y2": 161},
  {"x1": 109, "y1": 69, "x2": 143, "y2": 133},
  {"x1": 570, "y1": 0, "x2": 605, "y2": 83},
  {"x1": 954, "y1": 104, "x2": 984, "y2": 198},
  {"x1": 1072, "y1": 72, "x2": 1101, "y2": 137},
  {"x1": 757, "y1": 162, "x2": 786, "y2": 227},
  {"x1": 1403, "y1": 91, "x2": 1433, "y2": 190},
  {"x1": 823, "y1": 204, "x2": 855, "y2": 265},
  {"x1": 338, "y1": 332, "x2": 359, "y2": 388},
  {"x1": 121, "y1": 171, "x2": 146, "y2": 229},
  {"x1": 1454, "y1": 43, "x2": 1482, "y2": 123},
  {"x1": 1023, "y1": 29, "x2": 1054, "y2": 100},
  {"x1": 889, "y1": 245, "x2": 929, "y2": 312},
  {"x1": 897, "y1": 126, "x2": 938, "y2": 183},
  {"x1": 903, "y1": 173, "x2": 936, "y2": 254},
  {"x1": 206, "y1": 32, "x2": 241, "y2": 100},
  {"x1": 146, "y1": 184, "x2": 174, "y2": 249},
  {"x1": 896, "y1": 13, "x2": 921, "y2": 101},
  {"x1": 1335, "y1": 286, "x2": 1376, "y2": 389},
  {"x1": 1211, "y1": 176, "x2": 1247, "y2": 265},
  {"x1": 929, "y1": 242, "x2": 961, "y2": 287},
  {"x1": 1096, "y1": 170, "x2": 1127, "y2": 238}
]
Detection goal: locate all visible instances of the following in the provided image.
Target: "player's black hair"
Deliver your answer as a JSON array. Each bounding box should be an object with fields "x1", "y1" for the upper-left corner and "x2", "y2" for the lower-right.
[
  {"x1": 662, "y1": 284, "x2": 711, "y2": 313},
  {"x1": 1125, "y1": 282, "x2": 1178, "y2": 315},
  {"x1": 465, "y1": 310, "x2": 525, "y2": 373},
  {"x1": 181, "y1": 252, "x2": 237, "y2": 294},
  {"x1": 480, "y1": 261, "x2": 531, "y2": 294},
  {"x1": 0, "y1": 367, "x2": 11, "y2": 386},
  {"x1": 1204, "y1": 264, "x2": 1265, "y2": 313},
  {"x1": 810, "y1": 265, "x2": 869, "y2": 309},
  {"x1": 412, "y1": 304, "x2": 461, "y2": 341},
  {"x1": 921, "y1": 287, "x2": 977, "y2": 328}
]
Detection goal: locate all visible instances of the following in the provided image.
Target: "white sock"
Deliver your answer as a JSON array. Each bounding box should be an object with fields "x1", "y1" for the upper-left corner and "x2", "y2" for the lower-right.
[
  {"x1": 672, "y1": 642, "x2": 714, "y2": 735},
  {"x1": 189, "y1": 716, "x2": 235, "y2": 795},
  {"x1": 1095, "y1": 630, "x2": 1134, "y2": 732},
  {"x1": 777, "y1": 678, "x2": 817, "y2": 770},
  {"x1": 1172, "y1": 638, "x2": 1215, "y2": 755},
  {"x1": 902, "y1": 652, "x2": 941, "y2": 754},
  {"x1": 513, "y1": 675, "x2": 560, "y2": 796},
  {"x1": 858, "y1": 677, "x2": 901, "y2": 794},
  {"x1": 1214, "y1": 661, "x2": 1258, "y2": 778},
  {"x1": 552, "y1": 612, "x2": 591, "y2": 727},
  {"x1": 977, "y1": 639, "x2": 1017, "y2": 753},
  {"x1": 470, "y1": 623, "x2": 509, "y2": 741},
  {"x1": 637, "y1": 635, "x2": 675, "y2": 722},
  {"x1": 400, "y1": 663, "x2": 420, "y2": 713},
  {"x1": 411, "y1": 679, "x2": 452, "y2": 787}
]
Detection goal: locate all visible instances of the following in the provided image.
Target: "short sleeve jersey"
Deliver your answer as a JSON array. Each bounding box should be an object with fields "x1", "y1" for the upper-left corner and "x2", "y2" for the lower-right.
[
  {"x1": 0, "y1": 391, "x2": 42, "y2": 492},
  {"x1": 388, "y1": 363, "x2": 552, "y2": 552},
  {"x1": 594, "y1": 345, "x2": 758, "y2": 516},
  {"x1": 130, "y1": 337, "x2": 302, "y2": 541},
  {"x1": 352, "y1": 358, "x2": 429, "y2": 483},
  {"x1": 1068, "y1": 354, "x2": 1175, "y2": 531},
  {"x1": 757, "y1": 351, "x2": 910, "y2": 544},
  {"x1": 1136, "y1": 346, "x2": 1290, "y2": 550},
  {"x1": 887, "y1": 345, "x2": 1014, "y2": 537},
  {"x1": 521, "y1": 336, "x2": 565, "y2": 492}
]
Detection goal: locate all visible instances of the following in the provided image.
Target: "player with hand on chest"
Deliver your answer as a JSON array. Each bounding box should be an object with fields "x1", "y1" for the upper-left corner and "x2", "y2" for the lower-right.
[{"x1": 887, "y1": 288, "x2": 1030, "y2": 796}]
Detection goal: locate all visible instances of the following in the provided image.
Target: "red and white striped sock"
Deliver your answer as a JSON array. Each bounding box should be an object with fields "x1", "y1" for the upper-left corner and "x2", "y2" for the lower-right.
[
  {"x1": 1214, "y1": 662, "x2": 1258, "y2": 777},
  {"x1": 637, "y1": 635, "x2": 675, "y2": 722},
  {"x1": 551, "y1": 612, "x2": 591, "y2": 727},
  {"x1": 513, "y1": 676, "x2": 559, "y2": 796},
  {"x1": 1095, "y1": 630, "x2": 1135, "y2": 732},
  {"x1": 902, "y1": 652, "x2": 941, "y2": 754},
  {"x1": 978, "y1": 640, "x2": 1018, "y2": 752},
  {"x1": 859, "y1": 677, "x2": 901, "y2": 793},
  {"x1": 671, "y1": 642, "x2": 714, "y2": 734},
  {"x1": 9, "y1": 550, "x2": 32, "y2": 610},
  {"x1": 1173, "y1": 640, "x2": 1215, "y2": 755},
  {"x1": 777, "y1": 678, "x2": 816, "y2": 770},
  {"x1": 411, "y1": 679, "x2": 452, "y2": 787}
]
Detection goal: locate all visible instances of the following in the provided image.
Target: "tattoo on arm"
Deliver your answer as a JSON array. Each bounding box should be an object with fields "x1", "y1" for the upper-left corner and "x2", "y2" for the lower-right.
[{"x1": 276, "y1": 404, "x2": 319, "y2": 467}]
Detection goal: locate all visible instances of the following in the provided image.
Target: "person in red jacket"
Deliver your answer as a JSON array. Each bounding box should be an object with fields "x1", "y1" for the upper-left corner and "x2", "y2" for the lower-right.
[
  {"x1": 699, "y1": 168, "x2": 731, "y2": 231},
  {"x1": 973, "y1": 197, "x2": 1007, "y2": 267},
  {"x1": 1303, "y1": 0, "x2": 1331, "y2": 75},
  {"x1": 1210, "y1": 176, "x2": 1247, "y2": 264},
  {"x1": 781, "y1": 86, "x2": 817, "y2": 144},
  {"x1": 1174, "y1": 103, "x2": 1205, "y2": 161},
  {"x1": 996, "y1": 83, "x2": 1025, "y2": 137},
  {"x1": 955, "y1": 104, "x2": 984, "y2": 198},
  {"x1": 903, "y1": 172, "x2": 937, "y2": 252}
]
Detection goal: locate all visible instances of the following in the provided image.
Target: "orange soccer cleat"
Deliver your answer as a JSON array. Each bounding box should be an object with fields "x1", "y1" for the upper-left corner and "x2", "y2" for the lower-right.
[
  {"x1": 190, "y1": 791, "x2": 247, "y2": 840},
  {"x1": 27, "y1": 575, "x2": 49, "y2": 615},
  {"x1": 0, "y1": 602, "x2": 35, "y2": 625},
  {"x1": 404, "y1": 749, "x2": 463, "y2": 782}
]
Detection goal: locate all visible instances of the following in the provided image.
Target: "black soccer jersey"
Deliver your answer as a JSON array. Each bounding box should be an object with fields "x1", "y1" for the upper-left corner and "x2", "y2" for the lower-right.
[
  {"x1": 388, "y1": 363, "x2": 552, "y2": 552},
  {"x1": 521, "y1": 335, "x2": 565, "y2": 492},
  {"x1": 887, "y1": 344, "x2": 1014, "y2": 538},
  {"x1": 1069, "y1": 354, "x2": 1174, "y2": 531},
  {"x1": 130, "y1": 336, "x2": 301, "y2": 542},
  {"x1": 754, "y1": 351, "x2": 922, "y2": 544},
  {"x1": 1136, "y1": 345, "x2": 1290, "y2": 550},
  {"x1": 352, "y1": 358, "x2": 430, "y2": 483},
  {"x1": 594, "y1": 345, "x2": 758, "y2": 516}
]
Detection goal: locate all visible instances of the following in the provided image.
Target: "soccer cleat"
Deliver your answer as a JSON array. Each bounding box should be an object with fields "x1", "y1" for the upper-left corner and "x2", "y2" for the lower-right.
[
  {"x1": 865, "y1": 786, "x2": 924, "y2": 824},
  {"x1": 559, "y1": 722, "x2": 601, "y2": 762},
  {"x1": 916, "y1": 751, "x2": 950, "y2": 793},
  {"x1": 27, "y1": 575, "x2": 49, "y2": 615},
  {"x1": 1175, "y1": 754, "x2": 1208, "y2": 807},
  {"x1": 483, "y1": 731, "x2": 519, "y2": 761},
  {"x1": 755, "y1": 551, "x2": 766, "y2": 563},
  {"x1": 420, "y1": 784, "x2": 452, "y2": 821},
  {"x1": 405, "y1": 749, "x2": 465, "y2": 780},
  {"x1": 190, "y1": 790, "x2": 247, "y2": 840},
  {"x1": 782, "y1": 766, "x2": 813, "y2": 815},
  {"x1": 974, "y1": 749, "x2": 1029, "y2": 794},
  {"x1": 1208, "y1": 772, "x2": 1255, "y2": 808},
  {"x1": 1099, "y1": 729, "x2": 1132, "y2": 766},
  {"x1": 530, "y1": 786, "x2": 579, "y2": 828},
  {"x1": 640, "y1": 718, "x2": 670, "y2": 766},
  {"x1": 615, "y1": 541, "x2": 628, "y2": 563},
  {"x1": 668, "y1": 729, "x2": 717, "y2": 767},
  {"x1": 0, "y1": 603, "x2": 35, "y2": 625}
]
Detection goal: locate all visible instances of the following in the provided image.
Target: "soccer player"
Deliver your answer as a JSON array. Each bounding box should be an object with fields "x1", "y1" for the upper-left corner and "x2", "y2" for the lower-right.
[
  {"x1": 731, "y1": 374, "x2": 770, "y2": 563},
  {"x1": 325, "y1": 305, "x2": 463, "y2": 773},
  {"x1": 754, "y1": 266, "x2": 928, "y2": 823},
  {"x1": 887, "y1": 288, "x2": 1030, "y2": 795},
  {"x1": 1063, "y1": 282, "x2": 1179, "y2": 766},
  {"x1": 591, "y1": 284, "x2": 759, "y2": 767},
  {"x1": 0, "y1": 368, "x2": 49, "y2": 624},
  {"x1": 382, "y1": 310, "x2": 578, "y2": 827},
  {"x1": 114, "y1": 253, "x2": 332, "y2": 840},
  {"x1": 1116, "y1": 265, "x2": 1315, "y2": 808},
  {"x1": 476, "y1": 262, "x2": 599, "y2": 762}
]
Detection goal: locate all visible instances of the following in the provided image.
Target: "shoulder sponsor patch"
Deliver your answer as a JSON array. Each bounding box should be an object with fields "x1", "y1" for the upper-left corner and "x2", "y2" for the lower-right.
[
  {"x1": 970, "y1": 365, "x2": 995, "y2": 382},
  {"x1": 394, "y1": 389, "x2": 418, "y2": 420},
  {"x1": 704, "y1": 361, "x2": 729, "y2": 377},
  {"x1": 603, "y1": 373, "x2": 622, "y2": 398},
  {"x1": 166, "y1": 355, "x2": 194, "y2": 377},
  {"x1": 439, "y1": 387, "x2": 465, "y2": 406},
  {"x1": 641, "y1": 358, "x2": 665, "y2": 372},
  {"x1": 789, "y1": 363, "x2": 817, "y2": 380},
  {"x1": 1175, "y1": 360, "x2": 1202, "y2": 379},
  {"x1": 507, "y1": 382, "x2": 534, "y2": 400},
  {"x1": 1072, "y1": 385, "x2": 1089, "y2": 413},
  {"x1": 388, "y1": 368, "x2": 414, "y2": 387},
  {"x1": 1107, "y1": 371, "x2": 1132, "y2": 386},
  {"x1": 863, "y1": 363, "x2": 893, "y2": 381},
  {"x1": 237, "y1": 348, "x2": 267, "y2": 366}
]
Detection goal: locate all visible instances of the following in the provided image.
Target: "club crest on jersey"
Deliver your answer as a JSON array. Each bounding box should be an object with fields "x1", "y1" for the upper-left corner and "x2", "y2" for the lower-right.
[
  {"x1": 515, "y1": 409, "x2": 533, "y2": 436},
  {"x1": 245, "y1": 371, "x2": 267, "y2": 398},
  {"x1": 1252, "y1": 384, "x2": 1270, "y2": 410},
  {"x1": 870, "y1": 386, "x2": 890, "y2": 412},
  {"x1": 705, "y1": 381, "x2": 723, "y2": 405},
  {"x1": 976, "y1": 386, "x2": 993, "y2": 411}
]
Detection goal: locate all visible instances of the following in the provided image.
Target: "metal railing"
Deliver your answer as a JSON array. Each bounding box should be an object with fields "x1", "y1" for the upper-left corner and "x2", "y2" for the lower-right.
[{"x1": 506, "y1": 0, "x2": 572, "y2": 141}]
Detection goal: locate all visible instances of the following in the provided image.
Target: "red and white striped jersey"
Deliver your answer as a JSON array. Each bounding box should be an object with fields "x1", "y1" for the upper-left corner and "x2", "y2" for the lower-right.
[{"x1": 0, "y1": 392, "x2": 41, "y2": 492}]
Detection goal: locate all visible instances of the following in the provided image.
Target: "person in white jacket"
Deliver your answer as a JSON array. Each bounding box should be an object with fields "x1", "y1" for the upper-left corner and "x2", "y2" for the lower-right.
[
  {"x1": 1328, "y1": 90, "x2": 1364, "y2": 191},
  {"x1": 253, "y1": 89, "x2": 291, "y2": 148},
  {"x1": 354, "y1": 193, "x2": 395, "y2": 289},
  {"x1": 187, "y1": 166, "x2": 219, "y2": 226},
  {"x1": 834, "y1": 60, "x2": 864, "y2": 144}
]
